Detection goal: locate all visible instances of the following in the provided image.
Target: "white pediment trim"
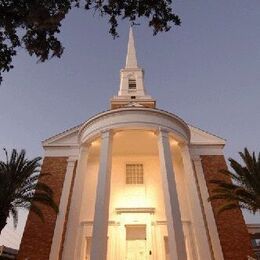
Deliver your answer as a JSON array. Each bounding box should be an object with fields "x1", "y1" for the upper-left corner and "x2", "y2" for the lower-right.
[
  {"x1": 189, "y1": 125, "x2": 226, "y2": 146},
  {"x1": 42, "y1": 124, "x2": 82, "y2": 147},
  {"x1": 41, "y1": 118, "x2": 225, "y2": 149}
]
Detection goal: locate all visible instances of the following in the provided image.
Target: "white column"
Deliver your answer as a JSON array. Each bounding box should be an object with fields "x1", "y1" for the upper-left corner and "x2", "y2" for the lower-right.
[
  {"x1": 157, "y1": 129, "x2": 187, "y2": 260},
  {"x1": 49, "y1": 157, "x2": 77, "y2": 260},
  {"x1": 62, "y1": 145, "x2": 90, "y2": 260},
  {"x1": 90, "y1": 130, "x2": 113, "y2": 260},
  {"x1": 180, "y1": 145, "x2": 212, "y2": 260},
  {"x1": 192, "y1": 155, "x2": 224, "y2": 260}
]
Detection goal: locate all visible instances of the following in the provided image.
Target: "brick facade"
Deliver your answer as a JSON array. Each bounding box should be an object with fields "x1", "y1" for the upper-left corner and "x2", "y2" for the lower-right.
[
  {"x1": 201, "y1": 155, "x2": 254, "y2": 260},
  {"x1": 18, "y1": 157, "x2": 68, "y2": 260}
]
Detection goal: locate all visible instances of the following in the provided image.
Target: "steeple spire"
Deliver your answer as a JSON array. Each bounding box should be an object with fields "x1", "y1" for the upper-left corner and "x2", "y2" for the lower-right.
[
  {"x1": 125, "y1": 27, "x2": 138, "y2": 68},
  {"x1": 110, "y1": 27, "x2": 155, "y2": 109}
]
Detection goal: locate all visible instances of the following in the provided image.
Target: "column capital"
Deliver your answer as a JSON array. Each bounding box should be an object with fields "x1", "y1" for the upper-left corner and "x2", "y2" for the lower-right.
[
  {"x1": 100, "y1": 129, "x2": 113, "y2": 139},
  {"x1": 79, "y1": 144, "x2": 89, "y2": 153},
  {"x1": 178, "y1": 142, "x2": 189, "y2": 149},
  {"x1": 191, "y1": 155, "x2": 202, "y2": 162},
  {"x1": 157, "y1": 127, "x2": 170, "y2": 137},
  {"x1": 67, "y1": 156, "x2": 77, "y2": 167}
]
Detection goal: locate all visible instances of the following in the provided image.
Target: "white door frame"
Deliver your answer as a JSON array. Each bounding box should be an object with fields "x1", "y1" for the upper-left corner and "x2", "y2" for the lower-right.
[{"x1": 116, "y1": 209, "x2": 156, "y2": 260}]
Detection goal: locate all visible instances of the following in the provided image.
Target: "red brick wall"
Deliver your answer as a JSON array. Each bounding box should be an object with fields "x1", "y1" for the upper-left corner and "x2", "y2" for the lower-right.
[
  {"x1": 201, "y1": 155, "x2": 254, "y2": 260},
  {"x1": 18, "y1": 157, "x2": 68, "y2": 260}
]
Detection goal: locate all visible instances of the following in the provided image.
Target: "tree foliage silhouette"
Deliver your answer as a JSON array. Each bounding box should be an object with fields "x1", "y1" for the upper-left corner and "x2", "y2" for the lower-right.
[
  {"x1": 0, "y1": 149, "x2": 58, "y2": 234},
  {"x1": 208, "y1": 148, "x2": 260, "y2": 214},
  {"x1": 0, "y1": 0, "x2": 180, "y2": 84}
]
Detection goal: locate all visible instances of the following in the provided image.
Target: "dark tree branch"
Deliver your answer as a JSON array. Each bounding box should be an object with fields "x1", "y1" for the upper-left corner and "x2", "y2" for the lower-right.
[{"x1": 0, "y1": 0, "x2": 180, "y2": 84}]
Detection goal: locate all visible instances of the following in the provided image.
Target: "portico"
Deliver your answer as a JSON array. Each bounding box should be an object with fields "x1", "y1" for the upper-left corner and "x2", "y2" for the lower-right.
[{"x1": 58, "y1": 102, "x2": 212, "y2": 260}]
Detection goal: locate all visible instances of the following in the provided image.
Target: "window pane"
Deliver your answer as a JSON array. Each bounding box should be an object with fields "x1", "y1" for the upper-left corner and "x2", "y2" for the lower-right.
[{"x1": 126, "y1": 164, "x2": 143, "y2": 184}]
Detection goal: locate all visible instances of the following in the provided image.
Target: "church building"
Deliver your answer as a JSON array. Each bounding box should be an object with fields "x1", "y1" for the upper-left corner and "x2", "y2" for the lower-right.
[{"x1": 18, "y1": 28, "x2": 253, "y2": 260}]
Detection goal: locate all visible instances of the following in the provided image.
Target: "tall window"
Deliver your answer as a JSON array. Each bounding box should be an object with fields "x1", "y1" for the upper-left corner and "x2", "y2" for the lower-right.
[
  {"x1": 128, "y1": 79, "x2": 136, "y2": 90},
  {"x1": 126, "y1": 163, "x2": 144, "y2": 184}
]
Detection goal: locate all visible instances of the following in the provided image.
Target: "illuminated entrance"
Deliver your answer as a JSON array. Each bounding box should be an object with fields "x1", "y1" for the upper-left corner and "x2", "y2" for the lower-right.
[
  {"x1": 126, "y1": 225, "x2": 147, "y2": 260},
  {"x1": 116, "y1": 209, "x2": 155, "y2": 259}
]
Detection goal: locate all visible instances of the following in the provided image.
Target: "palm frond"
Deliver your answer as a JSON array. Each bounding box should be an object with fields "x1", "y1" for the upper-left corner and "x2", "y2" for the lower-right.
[
  {"x1": 28, "y1": 203, "x2": 45, "y2": 223},
  {"x1": 208, "y1": 147, "x2": 260, "y2": 215},
  {"x1": 10, "y1": 208, "x2": 18, "y2": 229},
  {"x1": 0, "y1": 148, "x2": 58, "y2": 232},
  {"x1": 36, "y1": 182, "x2": 54, "y2": 196},
  {"x1": 215, "y1": 202, "x2": 241, "y2": 214},
  {"x1": 32, "y1": 193, "x2": 59, "y2": 213}
]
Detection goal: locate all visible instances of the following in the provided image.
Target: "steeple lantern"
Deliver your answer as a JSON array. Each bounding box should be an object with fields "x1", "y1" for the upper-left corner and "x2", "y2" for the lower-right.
[{"x1": 111, "y1": 27, "x2": 156, "y2": 109}]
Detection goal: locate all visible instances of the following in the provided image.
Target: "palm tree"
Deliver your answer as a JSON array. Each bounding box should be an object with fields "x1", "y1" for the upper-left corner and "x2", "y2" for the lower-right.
[
  {"x1": 0, "y1": 149, "x2": 58, "y2": 234},
  {"x1": 208, "y1": 148, "x2": 260, "y2": 214}
]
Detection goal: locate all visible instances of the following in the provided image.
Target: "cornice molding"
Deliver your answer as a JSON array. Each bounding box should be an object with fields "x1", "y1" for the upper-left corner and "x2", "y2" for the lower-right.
[{"x1": 79, "y1": 107, "x2": 190, "y2": 145}]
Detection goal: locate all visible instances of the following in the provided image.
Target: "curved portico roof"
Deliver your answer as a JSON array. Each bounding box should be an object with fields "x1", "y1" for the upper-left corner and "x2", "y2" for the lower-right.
[
  {"x1": 78, "y1": 107, "x2": 191, "y2": 145},
  {"x1": 42, "y1": 106, "x2": 225, "y2": 149}
]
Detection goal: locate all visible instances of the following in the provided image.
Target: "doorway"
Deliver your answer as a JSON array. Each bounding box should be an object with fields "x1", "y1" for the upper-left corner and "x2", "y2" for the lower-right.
[{"x1": 126, "y1": 225, "x2": 147, "y2": 260}]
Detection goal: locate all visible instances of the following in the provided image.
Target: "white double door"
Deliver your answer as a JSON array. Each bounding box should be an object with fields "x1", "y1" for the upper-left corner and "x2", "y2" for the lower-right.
[
  {"x1": 126, "y1": 240, "x2": 147, "y2": 260},
  {"x1": 125, "y1": 225, "x2": 148, "y2": 260}
]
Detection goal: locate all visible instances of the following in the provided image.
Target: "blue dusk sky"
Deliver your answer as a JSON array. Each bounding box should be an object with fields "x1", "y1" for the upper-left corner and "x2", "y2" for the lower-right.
[{"x1": 0, "y1": 0, "x2": 259, "y2": 249}]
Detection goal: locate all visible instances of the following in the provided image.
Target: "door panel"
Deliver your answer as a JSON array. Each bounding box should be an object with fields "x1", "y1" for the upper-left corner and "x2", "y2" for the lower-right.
[
  {"x1": 126, "y1": 240, "x2": 146, "y2": 260},
  {"x1": 126, "y1": 225, "x2": 147, "y2": 260}
]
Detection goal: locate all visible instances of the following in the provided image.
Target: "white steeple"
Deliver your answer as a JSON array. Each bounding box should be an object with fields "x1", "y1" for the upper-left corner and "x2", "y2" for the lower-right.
[
  {"x1": 125, "y1": 27, "x2": 138, "y2": 68},
  {"x1": 110, "y1": 27, "x2": 155, "y2": 109}
]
